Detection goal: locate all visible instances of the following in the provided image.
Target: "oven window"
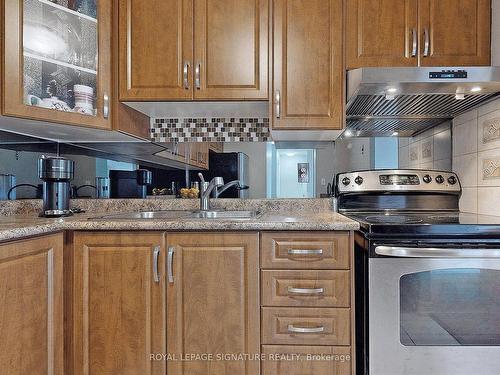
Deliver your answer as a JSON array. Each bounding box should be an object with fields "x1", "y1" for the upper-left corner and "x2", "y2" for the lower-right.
[{"x1": 400, "y1": 269, "x2": 500, "y2": 346}]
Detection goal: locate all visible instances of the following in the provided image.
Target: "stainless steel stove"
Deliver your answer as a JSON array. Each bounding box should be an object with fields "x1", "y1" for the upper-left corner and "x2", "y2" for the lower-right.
[{"x1": 335, "y1": 169, "x2": 500, "y2": 375}]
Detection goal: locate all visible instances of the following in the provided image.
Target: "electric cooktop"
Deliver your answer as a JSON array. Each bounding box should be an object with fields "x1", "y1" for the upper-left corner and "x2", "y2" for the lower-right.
[{"x1": 344, "y1": 211, "x2": 500, "y2": 239}]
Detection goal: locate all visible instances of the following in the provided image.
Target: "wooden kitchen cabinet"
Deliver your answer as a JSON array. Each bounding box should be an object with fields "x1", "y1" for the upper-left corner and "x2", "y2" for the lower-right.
[
  {"x1": 419, "y1": 0, "x2": 491, "y2": 66},
  {"x1": 119, "y1": 0, "x2": 268, "y2": 101},
  {"x1": 193, "y1": 0, "x2": 268, "y2": 100},
  {"x1": 69, "y1": 232, "x2": 166, "y2": 375},
  {"x1": 3, "y1": 0, "x2": 112, "y2": 129},
  {"x1": 262, "y1": 346, "x2": 352, "y2": 375},
  {"x1": 166, "y1": 232, "x2": 260, "y2": 375},
  {"x1": 0, "y1": 233, "x2": 64, "y2": 375},
  {"x1": 346, "y1": 0, "x2": 491, "y2": 69},
  {"x1": 346, "y1": 0, "x2": 419, "y2": 68},
  {"x1": 260, "y1": 231, "x2": 355, "y2": 374},
  {"x1": 118, "y1": 0, "x2": 193, "y2": 100},
  {"x1": 271, "y1": 0, "x2": 344, "y2": 130}
]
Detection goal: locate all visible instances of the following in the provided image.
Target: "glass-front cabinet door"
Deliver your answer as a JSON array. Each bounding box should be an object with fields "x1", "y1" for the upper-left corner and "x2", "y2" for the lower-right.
[{"x1": 3, "y1": 0, "x2": 112, "y2": 129}]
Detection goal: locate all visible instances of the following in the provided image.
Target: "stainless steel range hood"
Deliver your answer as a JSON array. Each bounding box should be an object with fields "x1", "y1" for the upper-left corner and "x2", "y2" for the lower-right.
[{"x1": 346, "y1": 67, "x2": 500, "y2": 137}]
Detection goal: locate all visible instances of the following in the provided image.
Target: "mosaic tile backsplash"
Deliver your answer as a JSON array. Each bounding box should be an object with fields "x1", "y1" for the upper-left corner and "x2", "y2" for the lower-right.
[{"x1": 151, "y1": 118, "x2": 270, "y2": 142}]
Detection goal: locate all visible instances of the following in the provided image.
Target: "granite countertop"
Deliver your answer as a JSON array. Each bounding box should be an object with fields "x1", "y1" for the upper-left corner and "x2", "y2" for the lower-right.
[{"x1": 0, "y1": 198, "x2": 359, "y2": 242}]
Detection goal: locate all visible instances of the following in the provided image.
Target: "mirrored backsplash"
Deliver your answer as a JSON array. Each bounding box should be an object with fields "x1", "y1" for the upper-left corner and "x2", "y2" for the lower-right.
[{"x1": 2, "y1": 129, "x2": 452, "y2": 202}]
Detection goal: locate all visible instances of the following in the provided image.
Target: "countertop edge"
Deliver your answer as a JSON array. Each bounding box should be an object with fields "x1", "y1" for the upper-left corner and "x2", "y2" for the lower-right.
[{"x1": 0, "y1": 216, "x2": 360, "y2": 243}]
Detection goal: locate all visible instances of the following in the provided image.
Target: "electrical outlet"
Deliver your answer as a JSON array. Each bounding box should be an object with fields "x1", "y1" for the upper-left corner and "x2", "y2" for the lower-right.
[{"x1": 321, "y1": 178, "x2": 326, "y2": 186}]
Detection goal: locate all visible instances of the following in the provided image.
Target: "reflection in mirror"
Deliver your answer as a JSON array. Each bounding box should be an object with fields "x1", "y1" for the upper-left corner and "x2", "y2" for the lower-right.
[
  {"x1": 1, "y1": 134, "x2": 418, "y2": 201},
  {"x1": 144, "y1": 142, "x2": 337, "y2": 199}
]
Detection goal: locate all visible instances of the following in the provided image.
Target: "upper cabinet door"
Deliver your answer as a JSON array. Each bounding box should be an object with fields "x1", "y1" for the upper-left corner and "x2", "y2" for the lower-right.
[
  {"x1": 346, "y1": 0, "x2": 419, "y2": 69},
  {"x1": 3, "y1": 0, "x2": 112, "y2": 129},
  {"x1": 419, "y1": 0, "x2": 491, "y2": 66},
  {"x1": 193, "y1": 0, "x2": 268, "y2": 100},
  {"x1": 119, "y1": 0, "x2": 194, "y2": 100},
  {"x1": 272, "y1": 0, "x2": 344, "y2": 130}
]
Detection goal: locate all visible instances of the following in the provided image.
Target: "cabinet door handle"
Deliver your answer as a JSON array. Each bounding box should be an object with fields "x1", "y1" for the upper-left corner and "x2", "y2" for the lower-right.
[
  {"x1": 287, "y1": 325, "x2": 325, "y2": 334},
  {"x1": 195, "y1": 63, "x2": 201, "y2": 90},
  {"x1": 103, "y1": 93, "x2": 109, "y2": 119},
  {"x1": 167, "y1": 246, "x2": 175, "y2": 283},
  {"x1": 275, "y1": 90, "x2": 281, "y2": 118},
  {"x1": 287, "y1": 249, "x2": 323, "y2": 256},
  {"x1": 287, "y1": 287, "x2": 324, "y2": 295},
  {"x1": 423, "y1": 28, "x2": 430, "y2": 57},
  {"x1": 411, "y1": 28, "x2": 417, "y2": 57},
  {"x1": 183, "y1": 62, "x2": 190, "y2": 89},
  {"x1": 153, "y1": 246, "x2": 161, "y2": 283}
]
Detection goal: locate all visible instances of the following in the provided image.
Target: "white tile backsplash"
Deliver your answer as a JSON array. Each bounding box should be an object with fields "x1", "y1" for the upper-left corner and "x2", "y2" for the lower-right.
[
  {"x1": 453, "y1": 109, "x2": 478, "y2": 126},
  {"x1": 433, "y1": 122, "x2": 452, "y2": 135},
  {"x1": 478, "y1": 109, "x2": 500, "y2": 152},
  {"x1": 399, "y1": 138, "x2": 410, "y2": 147},
  {"x1": 453, "y1": 119, "x2": 478, "y2": 156},
  {"x1": 477, "y1": 187, "x2": 500, "y2": 216},
  {"x1": 453, "y1": 154, "x2": 478, "y2": 188},
  {"x1": 399, "y1": 146, "x2": 409, "y2": 168},
  {"x1": 409, "y1": 142, "x2": 420, "y2": 165},
  {"x1": 434, "y1": 129, "x2": 452, "y2": 161},
  {"x1": 421, "y1": 138, "x2": 434, "y2": 162},
  {"x1": 433, "y1": 158, "x2": 451, "y2": 171},
  {"x1": 420, "y1": 161, "x2": 434, "y2": 169},
  {"x1": 451, "y1": 97, "x2": 500, "y2": 216},
  {"x1": 477, "y1": 148, "x2": 500, "y2": 186},
  {"x1": 459, "y1": 188, "x2": 478, "y2": 214},
  {"x1": 399, "y1": 122, "x2": 452, "y2": 171}
]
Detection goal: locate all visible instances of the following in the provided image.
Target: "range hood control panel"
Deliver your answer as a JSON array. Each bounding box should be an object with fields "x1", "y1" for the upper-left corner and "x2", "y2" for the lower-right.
[{"x1": 429, "y1": 70, "x2": 468, "y2": 79}]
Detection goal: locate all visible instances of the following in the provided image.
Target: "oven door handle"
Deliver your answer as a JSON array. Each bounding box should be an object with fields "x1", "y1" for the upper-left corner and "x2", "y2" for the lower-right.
[{"x1": 375, "y1": 246, "x2": 500, "y2": 258}]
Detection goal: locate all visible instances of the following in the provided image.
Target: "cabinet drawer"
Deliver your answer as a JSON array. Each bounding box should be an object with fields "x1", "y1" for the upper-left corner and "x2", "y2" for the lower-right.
[
  {"x1": 261, "y1": 232, "x2": 350, "y2": 269},
  {"x1": 262, "y1": 307, "x2": 350, "y2": 346},
  {"x1": 262, "y1": 345, "x2": 352, "y2": 375},
  {"x1": 261, "y1": 270, "x2": 350, "y2": 307}
]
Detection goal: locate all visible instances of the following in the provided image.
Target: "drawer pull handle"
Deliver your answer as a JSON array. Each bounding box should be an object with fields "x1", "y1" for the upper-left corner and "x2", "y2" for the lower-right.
[
  {"x1": 287, "y1": 287, "x2": 324, "y2": 295},
  {"x1": 287, "y1": 325, "x2": 325, "y2": 334},
  {"x1": 287, "y1": 249, "x2": 323, "y2": 256}
]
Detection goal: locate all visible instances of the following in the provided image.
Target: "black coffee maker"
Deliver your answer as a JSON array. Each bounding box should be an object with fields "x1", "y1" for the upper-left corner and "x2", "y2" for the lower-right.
[
  {"x1": 109, "y1": 169, "x2": 152, "y2": 198},
  {"x1": 38, "y1": 156, "x2": 75, "y2": 217}
]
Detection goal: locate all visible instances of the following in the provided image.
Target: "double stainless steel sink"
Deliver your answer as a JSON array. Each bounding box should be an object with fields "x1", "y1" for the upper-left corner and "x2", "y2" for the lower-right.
[{"x1": 92, "y1": 210, "x2": 261, "y2": 220}]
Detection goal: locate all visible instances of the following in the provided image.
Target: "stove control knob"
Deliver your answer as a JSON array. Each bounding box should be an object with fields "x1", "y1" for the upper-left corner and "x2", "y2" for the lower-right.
[
  {"x1": 447, "y1": 176, "x2": 457, "y2": 185},
  {"x1": 423, "y1": 175, "x2": 432, "y2": 183},
  {"x1": 355, "y1": 176, "x2": 364, "y2": 185},
  {"x1": 342, "y1": 177, "x2": 351, "y2": 186},
  {"x1": 435, "y1": 175, "x2": 444, "y2": 184}
]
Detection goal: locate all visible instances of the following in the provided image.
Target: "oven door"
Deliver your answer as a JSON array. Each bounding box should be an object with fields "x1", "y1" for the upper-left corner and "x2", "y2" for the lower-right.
[{"x1": 369, "y1": 247, "x2": 500, "y2": 375}]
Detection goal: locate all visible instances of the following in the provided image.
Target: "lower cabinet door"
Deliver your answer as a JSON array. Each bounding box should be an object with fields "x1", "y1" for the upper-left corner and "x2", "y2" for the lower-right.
[
  {"x1": 262, "y1": 345, "x2": 352, "y2": 375},
  {"x1": 71, "y1": 232, "x2": 166, "y2": 375},
  {"x1": 0, "y1": 234, "x2": 64, "y2": 375},
  {"x1": 166, "y1": 232, "x2": 260, "y2": 375}
]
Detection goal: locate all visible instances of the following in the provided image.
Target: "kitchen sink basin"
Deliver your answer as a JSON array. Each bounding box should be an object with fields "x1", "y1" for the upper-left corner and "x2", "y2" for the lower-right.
[
  {"x1": 91, "y1": 210, "x2": 191, "y2": 220},
  {"x1": 189, "y1": 210, "x2": 261, "y2": 219},
  {"x1": 91, "y1": 210, "x2": 261, "y2": 220}
]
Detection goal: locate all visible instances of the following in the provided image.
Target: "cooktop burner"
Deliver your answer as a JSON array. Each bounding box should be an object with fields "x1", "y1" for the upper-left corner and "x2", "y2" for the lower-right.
[
  {"x1": 364, "y1": 215, "x2": 425, "y2": 224},
  {"x1": 349, "y1": 212, "x2": 463, "y2": 225}
]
